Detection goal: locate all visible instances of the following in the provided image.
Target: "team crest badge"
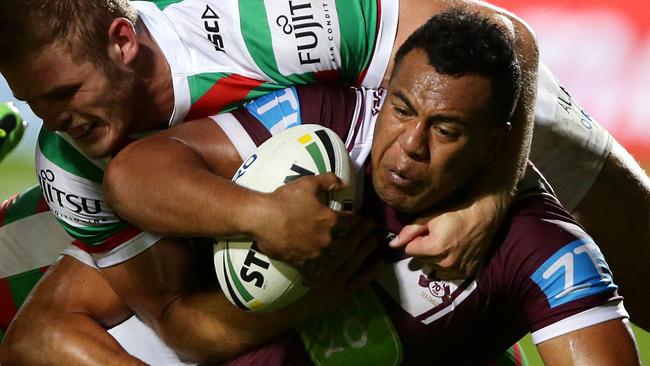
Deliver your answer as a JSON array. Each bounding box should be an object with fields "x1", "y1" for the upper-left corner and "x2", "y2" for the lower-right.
[{"x1": 418, "y1": 273, "x2": 451, "y2": 298}]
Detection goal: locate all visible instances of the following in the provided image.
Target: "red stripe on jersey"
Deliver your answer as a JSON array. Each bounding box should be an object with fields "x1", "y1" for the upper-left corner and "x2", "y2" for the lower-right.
[
  {"x1": 0, "y1": 194, "x2": 19, "y2": 226},
  {"x1": 185, "y1": 74, "x2": 265, "y2": 121},
  {"x1": 0, "y1": 277, "x2": 17, "y2": 330},
  {"x1": 73, "y1": 225, "x2": 142, "y2": 254},
  {"x1": 36, "y1": 196, "x2": 49, "y2": 214},
  {"x1": 355, "y1": 0, "x2": 383, "y2": 85},
  {"x1": 355, "y1": 67, "x2": 369, "y2": 86},
  {"x1": 512, "y1": 342, "x2": 523, "y2": 366}
]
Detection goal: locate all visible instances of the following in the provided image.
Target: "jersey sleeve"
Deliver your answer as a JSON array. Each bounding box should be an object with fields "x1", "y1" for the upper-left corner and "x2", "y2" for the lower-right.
[
  {"x1": 495, "y1": 195, "x2": 626, "y2": 344},
  {"x1": 526, "y1": 63, "x2": 612, "y2": 211},
  {"x1": 216, "y1": 85, "x2": 379, "y2": 172},
  {"x1": 0, "y1": 185, "x2": 69, "y2": 340},
  {"x1": 34, "y1": 127, "x2": 162, "y2": 268}
]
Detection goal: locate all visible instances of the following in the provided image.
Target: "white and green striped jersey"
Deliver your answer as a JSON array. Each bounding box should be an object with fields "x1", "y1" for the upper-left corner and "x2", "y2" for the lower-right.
[
  {"x1": 135, "y1": 0, "x2": 398, "y2": 124},
  {"x1": 35, "y1": 130, "x2": 162, "y2": 267},
  {"x1": 0, "y1": 186, "x2": 70, "y2": 342}
]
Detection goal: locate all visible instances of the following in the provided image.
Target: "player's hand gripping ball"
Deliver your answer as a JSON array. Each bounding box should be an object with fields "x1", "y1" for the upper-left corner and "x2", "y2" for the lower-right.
[{"x1": 214, "y1": 125, "x2": 356, "y2": 312}]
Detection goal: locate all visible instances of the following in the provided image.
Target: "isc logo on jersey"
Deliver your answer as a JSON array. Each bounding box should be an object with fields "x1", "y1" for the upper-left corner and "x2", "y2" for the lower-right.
[{"x1": 214, "y1": 125, "x2": 355, "y2": 312}]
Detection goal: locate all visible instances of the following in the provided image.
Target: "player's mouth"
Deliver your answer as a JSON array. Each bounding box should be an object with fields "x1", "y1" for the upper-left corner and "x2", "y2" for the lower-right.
[
  {"x1": 385, "y1": 164, "x2": 425, "y2": 193},
  {"x1": 65, "y1": 121, "x2": 98, "y2": 141}
]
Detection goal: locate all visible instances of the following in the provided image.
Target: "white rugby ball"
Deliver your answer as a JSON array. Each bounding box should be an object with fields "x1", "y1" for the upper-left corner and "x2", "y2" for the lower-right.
[{"x1": 214, "y1": 124, "x2": 356, "y2": 312}]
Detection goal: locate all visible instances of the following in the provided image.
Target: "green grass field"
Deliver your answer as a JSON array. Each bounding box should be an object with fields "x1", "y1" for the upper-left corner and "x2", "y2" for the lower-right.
[
  {"x1": 1, "y1": 153, "x2": 649, "y2": 365},
  {"x1": 0, "y1": 154, "x2": 37, "y2": 201}
]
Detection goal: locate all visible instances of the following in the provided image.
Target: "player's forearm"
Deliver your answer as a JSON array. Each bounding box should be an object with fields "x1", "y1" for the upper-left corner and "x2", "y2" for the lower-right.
[
  {"x1": 1, "y1": 257, "x2": 142, "y2": 366},
  {"x1": 155, "y1": 291, "x2": 305, "y2": 363},
  {"x1": 104, "y1": 134, "x2": 266, "y2": 238},
  {"x1": 99, "y1": 239, "x2": 307, "y2": 363},
  {"x1": 0, "y1": 314, "x2": 145, "y2": 366}
]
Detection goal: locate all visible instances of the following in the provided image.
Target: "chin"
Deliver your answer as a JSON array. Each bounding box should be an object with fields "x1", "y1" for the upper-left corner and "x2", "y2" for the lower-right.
[
  {"x1": 87, "y1": 130, "x2": 127, "y2": 158},
  {"x1": 78, "y1": 145, "x2": 109, "y2": 159},
  {"x1": 375, "y1": 186, "x2": 418, "y2": 213},
  {"x1": 391, "y1": 200, "x2": 421, "y2": 214},
  {"x1": 78, "y1": 138, "x2": 117, "y2": 159}
]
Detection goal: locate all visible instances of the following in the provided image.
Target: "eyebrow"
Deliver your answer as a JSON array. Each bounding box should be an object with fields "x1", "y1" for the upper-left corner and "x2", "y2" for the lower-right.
[
  {"x1": 393, "y1": 90, "x2": 416, "y2": 112},
  {"x1": 392, "y1": 90, "x2": 468, "y2": 126},
  {"x1": 14, "y1": 84, "x2": 77, "y2": 103}
]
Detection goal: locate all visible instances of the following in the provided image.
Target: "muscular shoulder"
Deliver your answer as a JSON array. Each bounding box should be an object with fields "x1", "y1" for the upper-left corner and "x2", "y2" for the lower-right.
[
  {"x1": 495, "y1": 194, "x2": 596, "y2": 274},
  {"x1": 488, "y1": 193, "x2": 620, "y2": 324}
]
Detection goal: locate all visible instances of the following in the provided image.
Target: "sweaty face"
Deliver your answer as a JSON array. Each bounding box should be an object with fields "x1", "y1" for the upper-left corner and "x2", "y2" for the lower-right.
[
  {"x1": 2, "y1": 44, "x2": 145, "y2": 158},
  {"x1": 371, "y1": 50, "x2": 500, "y2": 213}
]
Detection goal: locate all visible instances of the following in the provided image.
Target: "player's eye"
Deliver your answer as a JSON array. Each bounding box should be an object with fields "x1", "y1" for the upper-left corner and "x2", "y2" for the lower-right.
[
  {"x1": 393, "y1": 105, "x2": 411, "y2": 118},
  {"x1": 433, "y1": 125, "x2": 460, "y2": 141},
  {"x1": 47, "y1": 84, "x2": 80, "y2": 102}
]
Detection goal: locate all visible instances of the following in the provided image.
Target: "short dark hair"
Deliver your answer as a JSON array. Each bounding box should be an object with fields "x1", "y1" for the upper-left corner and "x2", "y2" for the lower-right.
[
  {"x1": 0, "y1": 0, "x2": 138, "y2": 68},
  {"x1": 394, "y1": 9, "x2": 522, "y2": 125}
]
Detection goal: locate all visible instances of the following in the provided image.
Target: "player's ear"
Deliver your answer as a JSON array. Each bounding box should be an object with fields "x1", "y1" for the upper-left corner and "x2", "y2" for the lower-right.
[{"x1": 107, "y1": 18, "x2": 139, "y2": 66}]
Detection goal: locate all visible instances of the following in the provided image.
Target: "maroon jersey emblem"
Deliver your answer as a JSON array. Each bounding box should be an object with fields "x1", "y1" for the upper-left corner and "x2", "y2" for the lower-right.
[{"x1": 418, "y1": 272, "x2": 451, "y2": 298}]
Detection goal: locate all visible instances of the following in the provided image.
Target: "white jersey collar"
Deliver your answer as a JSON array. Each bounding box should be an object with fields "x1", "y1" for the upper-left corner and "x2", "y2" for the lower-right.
[{"x1": 133, "y1": 1, "x2": 192, "y2": 127}]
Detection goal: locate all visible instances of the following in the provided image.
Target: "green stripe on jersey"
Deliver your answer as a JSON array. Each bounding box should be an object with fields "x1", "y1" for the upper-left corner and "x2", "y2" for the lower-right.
[
  {"x1": 188, "y1": 72, "x2": 230, "y2": 105},
  {"x1": 335, "y1": 0, "x2": 378, "y2": 82},
  {"x1": 146, "y1": 0, "x2": 183, "y2": 10},
  {"x1": 0, "y1": 327, "x2": 4, "y2": 343},
  {"x1": 187, "y1": 72, "x2": 286, "y2": 114},
  {"x1": 62, "y1": 220, "x2": 132, "y2": 246},
  {"x1": 37, "y1": 129, "x2": 104, "y2": 184},
  {"x1": 7, "y1": 269, "x2": 44, "y2": 314},
  {"x1": 238, "y1": 2, "x2": 318, "y2": 85},
  {"x1": 3, "y1": 186, "x2": 43, "y2": 226}
]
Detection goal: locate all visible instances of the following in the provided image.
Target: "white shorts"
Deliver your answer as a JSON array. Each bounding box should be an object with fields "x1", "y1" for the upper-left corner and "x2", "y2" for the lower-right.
[{"x1": 108, "y1": 315, "x2": 194, "y2": 366}]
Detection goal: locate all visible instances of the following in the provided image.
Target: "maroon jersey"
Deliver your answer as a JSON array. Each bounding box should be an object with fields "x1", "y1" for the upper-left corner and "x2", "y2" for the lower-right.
[{"x1": 221, "y1": 84, "x2": 625, "y2": 365}]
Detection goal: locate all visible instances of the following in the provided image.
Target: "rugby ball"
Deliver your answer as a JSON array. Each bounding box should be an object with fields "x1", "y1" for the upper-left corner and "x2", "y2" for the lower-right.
[{"x1": 214, "y1": 125, "x2": 356, "y2": 312}]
